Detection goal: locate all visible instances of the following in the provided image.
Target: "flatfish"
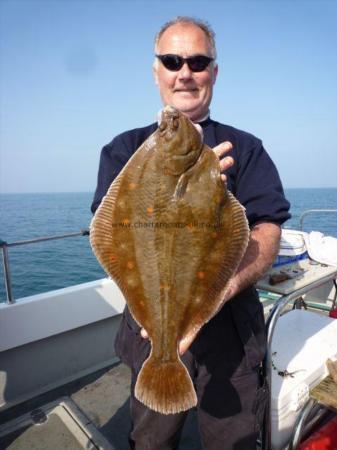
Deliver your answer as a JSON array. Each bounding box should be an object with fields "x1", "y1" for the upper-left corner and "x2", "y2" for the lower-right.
[{"x1": 90, "y1": 106, "x2": 249, "y2": 414}]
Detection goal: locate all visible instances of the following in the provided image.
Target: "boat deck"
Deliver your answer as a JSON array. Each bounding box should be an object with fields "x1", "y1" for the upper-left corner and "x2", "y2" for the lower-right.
[{"x1": 0, "y1": 360, "x2": 202, "y2": 450}]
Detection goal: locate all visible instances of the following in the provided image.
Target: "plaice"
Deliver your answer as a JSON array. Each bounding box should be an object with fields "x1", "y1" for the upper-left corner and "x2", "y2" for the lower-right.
[{"x1": 90, "y1": 106, "x2": 249, "y2": 414}]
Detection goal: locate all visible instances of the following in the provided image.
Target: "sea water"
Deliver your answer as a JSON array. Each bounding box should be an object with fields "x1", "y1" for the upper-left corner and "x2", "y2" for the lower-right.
[{"x1": 0, "y1": 189, "x2": 336, "y2": 302}]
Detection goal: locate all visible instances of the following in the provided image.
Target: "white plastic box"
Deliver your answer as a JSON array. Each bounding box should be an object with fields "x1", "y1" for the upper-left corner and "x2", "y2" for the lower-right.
[
  {"x1": 273, "y1": 229, "x2": 308, "y2": 267},
  {"x1": 270, "y1": 310, "x2": 337, "y2": 450}
]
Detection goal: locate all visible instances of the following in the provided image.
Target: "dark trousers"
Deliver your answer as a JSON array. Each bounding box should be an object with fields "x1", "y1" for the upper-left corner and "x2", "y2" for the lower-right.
[
  {"x1": 129, "y1": 363, "x2": 260, "y2": 450},
  {"x1": 116, "y1": 291, "x2": 267, "y2": 450}
]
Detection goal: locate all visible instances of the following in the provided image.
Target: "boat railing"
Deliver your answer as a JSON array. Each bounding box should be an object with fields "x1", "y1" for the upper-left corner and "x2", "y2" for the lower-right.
[
  {"x1": 0, "y1": 229, "x2": 90, "y2": 305},
  {"x1": 2, "y1": 208, "x2": 337, "y2": 306},
  {"x1": 299, "y1": 209, "x2": 337, "y2": 231}
]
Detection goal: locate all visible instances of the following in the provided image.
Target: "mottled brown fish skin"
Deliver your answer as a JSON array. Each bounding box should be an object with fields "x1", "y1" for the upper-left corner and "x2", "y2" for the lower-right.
[{"x1": 90, "y1": 106, "x2": 249, "y2": 414}]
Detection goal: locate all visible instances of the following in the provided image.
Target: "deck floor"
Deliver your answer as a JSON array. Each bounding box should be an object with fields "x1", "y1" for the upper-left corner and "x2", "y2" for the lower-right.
[{"x1": 0, "y1": 361, "x2": 202, "y2": 449}]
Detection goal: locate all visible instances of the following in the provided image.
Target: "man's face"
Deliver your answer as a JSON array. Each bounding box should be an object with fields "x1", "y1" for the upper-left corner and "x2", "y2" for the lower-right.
[{"x1": 154, "y1": 23, "x2": 218, "y2": 122}]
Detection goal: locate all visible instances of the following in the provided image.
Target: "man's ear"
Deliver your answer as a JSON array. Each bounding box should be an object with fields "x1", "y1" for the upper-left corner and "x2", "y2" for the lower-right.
[
  {"x1": 153, "y1": 63, "x2": 159, "y2": 86},
  {"x1": 213, "y1": 63, "x2": 218, "y2": 84}
]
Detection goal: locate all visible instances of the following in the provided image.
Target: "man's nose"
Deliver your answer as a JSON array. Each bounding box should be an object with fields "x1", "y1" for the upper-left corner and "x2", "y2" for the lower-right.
[{"x1": 178, "y1": 62, "x2": 193, "y2": 80}]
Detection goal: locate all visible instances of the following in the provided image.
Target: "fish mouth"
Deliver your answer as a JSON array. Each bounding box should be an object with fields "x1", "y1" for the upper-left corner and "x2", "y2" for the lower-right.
[
  {"x1": 162, "y1": 105, "x2": 179, "y2": 115},
  {"x1": 158, "y1": 106, "x2": 180, "y2": 132}
]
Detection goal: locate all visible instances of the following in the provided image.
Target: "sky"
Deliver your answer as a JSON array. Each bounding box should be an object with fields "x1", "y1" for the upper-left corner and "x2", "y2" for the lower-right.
[{"x1": 0, "y1": 0, "x2": 336, "y2": 193}]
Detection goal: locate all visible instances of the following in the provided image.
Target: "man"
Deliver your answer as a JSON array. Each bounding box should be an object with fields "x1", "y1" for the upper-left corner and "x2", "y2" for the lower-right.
[{"x1": 92, "y1": 17, "x2": 290, "y2": 450}]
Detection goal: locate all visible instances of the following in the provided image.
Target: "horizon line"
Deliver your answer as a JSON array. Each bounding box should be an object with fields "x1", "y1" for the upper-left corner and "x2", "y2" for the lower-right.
[{"x1": 1, "y1": 186, "x2": 337, "y2": 195}]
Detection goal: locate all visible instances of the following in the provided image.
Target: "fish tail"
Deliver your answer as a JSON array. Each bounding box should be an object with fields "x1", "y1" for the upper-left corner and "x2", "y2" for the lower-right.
[{"x1": 135, "y1": 355, "x2": 197, "y2": 415}]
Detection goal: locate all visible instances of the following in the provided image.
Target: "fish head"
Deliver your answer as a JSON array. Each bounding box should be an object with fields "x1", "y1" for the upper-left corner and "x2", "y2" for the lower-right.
[{"x1": 157, "y1": 106, "x2": 203, "y2": 175}]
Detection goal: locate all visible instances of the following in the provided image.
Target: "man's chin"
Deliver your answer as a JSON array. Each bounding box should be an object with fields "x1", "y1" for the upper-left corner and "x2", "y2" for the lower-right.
[
  {"x1": 175, "y1": 106, "x2": 205, "y2": 122},
  {"x1": 169, "y1": 101, "x2": 201, "y2": 119}
]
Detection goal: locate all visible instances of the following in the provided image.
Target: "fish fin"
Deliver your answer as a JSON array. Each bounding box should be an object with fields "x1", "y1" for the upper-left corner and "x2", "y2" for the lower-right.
[
  {"x1": 219, "y1": 190, "x2": 250, "y2": 270},
  {"x1": 90, "y1": 135, "x2": 156, "y2": 289},
  {"x1": 135, "y1": 355, "x2": 197, "y2": 415},
  {"x1": 90, "y1": 173, "x2": 125, "y2": 284},
  {"x1": 89, "y1": 135, "x2": 162, "y2": 330},
  {"x1": 180, "y1": 190, "x2": 249, "y2": 339}
]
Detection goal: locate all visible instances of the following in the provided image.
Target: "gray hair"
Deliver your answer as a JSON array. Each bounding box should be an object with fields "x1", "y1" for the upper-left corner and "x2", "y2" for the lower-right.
[{"x1": 154, "y1": 16, "x2": 217, "y2": 59}]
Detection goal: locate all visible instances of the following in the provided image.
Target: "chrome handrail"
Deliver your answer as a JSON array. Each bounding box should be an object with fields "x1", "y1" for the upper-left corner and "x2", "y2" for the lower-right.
[
  {"x1": 299, "y1": 209, "x2": 337, "y2": 231},
  {"x1": 0, "y1": 229, "x2": 90, "y2": 305},
  {"x1": 261, "y1": 270, "x2": 337, "y2": 449}
]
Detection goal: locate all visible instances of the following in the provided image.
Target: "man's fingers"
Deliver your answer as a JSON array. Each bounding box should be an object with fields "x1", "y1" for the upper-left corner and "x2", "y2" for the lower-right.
[
  {"x1": 140, "y1": 328, "x2": 149, "y2": 339},
  {"x1": 220, "y1": 156, "x2": 234, "y2": 174},
  {"x1": 213, "y1": 141, "x2": 233, "y2": 159},
  {"x1": 141, "y1": 326, "x2": 195, "y2": 354},
  {"x1": 213, "y1": 141, "x2": 234, "y2": 180},
  {"x1": 178, "y1": 329, "x2": 199, "y2": 355}
]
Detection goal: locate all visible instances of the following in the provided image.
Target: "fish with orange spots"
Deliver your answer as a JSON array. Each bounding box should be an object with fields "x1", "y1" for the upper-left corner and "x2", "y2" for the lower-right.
[{"x1": 90, "y1": 106, "x2": 249, "y2": 415}]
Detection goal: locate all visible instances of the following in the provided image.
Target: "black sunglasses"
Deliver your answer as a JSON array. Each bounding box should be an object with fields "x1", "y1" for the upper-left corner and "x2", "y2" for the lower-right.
[{"x1": 156, "y1": 54, "x2": 214, "y2": 72}]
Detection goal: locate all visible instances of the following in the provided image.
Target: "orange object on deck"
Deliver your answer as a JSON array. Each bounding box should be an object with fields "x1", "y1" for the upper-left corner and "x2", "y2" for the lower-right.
[{"x1": 300, "y1": 415, "x2": 337, "y2": 450}]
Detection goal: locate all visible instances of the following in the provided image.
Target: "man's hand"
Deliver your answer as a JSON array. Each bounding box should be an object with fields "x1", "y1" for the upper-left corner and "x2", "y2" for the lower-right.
[
  {"x1": 213, "y1": 141, "x2": 234, "y2": 182},
  {"x1": 192, "y1": 124, "x2": 233, "y2": 181}
]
